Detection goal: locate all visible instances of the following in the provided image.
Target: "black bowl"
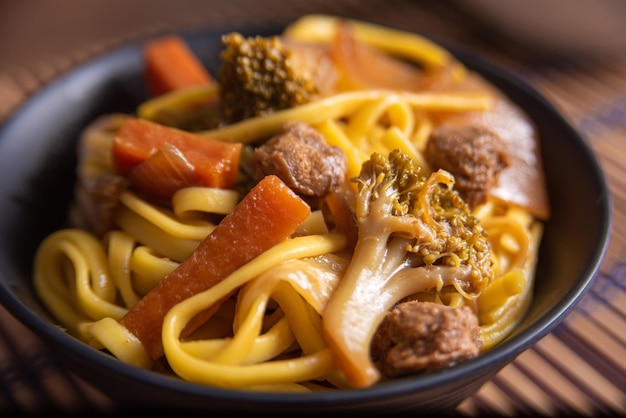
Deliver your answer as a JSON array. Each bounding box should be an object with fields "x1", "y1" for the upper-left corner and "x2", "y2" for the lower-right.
[{"x1": 0, "y1": 23, "x2": 612, "y2": 416}]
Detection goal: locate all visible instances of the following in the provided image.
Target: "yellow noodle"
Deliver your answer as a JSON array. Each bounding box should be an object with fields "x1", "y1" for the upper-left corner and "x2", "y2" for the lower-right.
[
  {"x1": 170, "y1": 347, "x2": 335, "y2": 389},
  {"x1": 295, "y1": 210, "x2": 331, "y2": 236},
  {"x1": 115, "y1": 204, "x2": 198, "y2": 262},
  {"x1": 76, "y1": 113, "x2": 125, "y2": 173},
  {"x1": 477, "y1": 268, "x2": 526, "y2": 315},
  {"x1": 267, "y1": 282, "x2": 327, "y2": 354},
  {"x1": 211, "y1": 294, "x2": 269, "y2": 365},
  {"x1": 162, "y1": 234, "x2": 346, "y2": 388},
  {"x1": 411, "y1": 111, "x2": 434, "y2": 152},
  {"x1": 102, "y1": 230, "x2": 139, "y2": 308},
  {"x1": 345, "y1": 95, "x2": 415, "y2": 143},
  {"x1": 137, "y1": 84, "x2": 220, "y2": 124},
  {"x1": 171, "y1": 186, "x2": 239, "y2": 217},
  {"x1": 315, "y1": 119, "x2": 367, "y2": 182},
  {"x1": 283, "y1": 14, "x2": 460, "y2": 72},
  {"x1": 176, "y1": 282, "x2": 334, "y2": 386},
  {"x1": 483, "y1": 212, "x2": 532, "y2": 273},
  {"x1": 200, "y1": 90, "x2": 491, "y2": 144},
  {"x1": 80, "y1": 317, "x2": 153, "y2": 369},
  {"x1": 235, "y1": 258, "x2": 344, "y2": 353},
  {"x1": 33, "y1": 229, "x2": 126, "y2": 331},
  {"x1": 163, "y1": 234, "x2": 346, "y2": 337},
  {"x1": 34, "y1": 254, "x2": 93, "y2": 337},
  {"x1": 380, "y1": 126, "x2": 427, "y2": 169},
  {"x1": 479, "y1": 222, "x2": 542, "y2": 350},
  {"x1": 446, "y1": 292, "x2": 467, "y2": 309},
  {"x1": 129, "y1": 246, "x2": 178, "y2": 294},
  {"x1": 119, "y1": 191, "x2": 215, "y2": 240},
  {"x1": 182, "y1": 317, "x2": 295, "y2": 364}
]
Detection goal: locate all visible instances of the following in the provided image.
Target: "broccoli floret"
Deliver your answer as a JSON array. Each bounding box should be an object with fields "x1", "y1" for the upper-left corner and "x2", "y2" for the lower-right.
[
  {"x1": 323, "y1": 149, "x2": 494, "y2": 388},
  {"x1": 217, "y1": 32, "x2": 318, "y2": 124},
  {"x1": 355, "y1": 149, "x2": 493, "y2": 294}
]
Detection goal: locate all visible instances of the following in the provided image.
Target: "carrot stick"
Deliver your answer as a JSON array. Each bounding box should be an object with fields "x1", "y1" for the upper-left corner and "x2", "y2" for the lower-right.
[
  {"x1": 120, "y1": 175, "x2": 311, "y2": 359},
  {"x1": 323, "y1": 189, "x2": 358, "y2": 252},
  {"x1": 144, "y1": 35, "x2": 214, "y2": 96},
  {"x1": 113, "y1": 117, "x2": 242, "y2": 189}
]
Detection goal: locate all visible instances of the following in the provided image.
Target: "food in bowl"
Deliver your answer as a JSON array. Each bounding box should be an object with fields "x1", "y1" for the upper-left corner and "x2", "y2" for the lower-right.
[{"x1": 30, "y1": 14, "x2": 550, "y2": 391}]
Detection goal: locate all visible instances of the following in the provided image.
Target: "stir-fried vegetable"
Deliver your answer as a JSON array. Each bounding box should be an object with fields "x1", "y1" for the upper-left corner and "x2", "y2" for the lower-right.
[
  {"x1": 217, "y1": 32, "x2": 319, "y2": 123},
  {"x1": 144, "y1": 35, "x2": 214, "y2": 96},
  {"x1": 120, "y1": 174, "x2": 311, "y2": 359},
  {"x1": 112, "y1": 117, "x2": 242, "y2": 191},
  {"x1": 323, "y1": 149, "x2": 493, "y2": 387}
]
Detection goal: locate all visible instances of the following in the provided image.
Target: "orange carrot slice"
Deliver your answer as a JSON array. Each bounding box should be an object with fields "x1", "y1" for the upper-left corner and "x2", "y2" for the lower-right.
[
  {"x1": 323, "y1": 189, "x2": 358, "y2": 252},
  {"x1": 112, "y1": 117, "x2": 242, "y2": 189},
  {"x1": 330, "y1": 23, "x2": 424, "y2": 91},
  {"x1": 144, "y1": 35, "x2": 214, "y2": 96},
  {"x1": 120, "y1": 175, "x2": 311, "y2": 359}
]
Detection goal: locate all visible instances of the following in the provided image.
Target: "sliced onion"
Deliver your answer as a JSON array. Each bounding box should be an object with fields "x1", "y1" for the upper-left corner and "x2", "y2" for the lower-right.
[
  {"x1": 128, "y1": 143, "x2": 203, "y2": 205},
  {"x1": 330, "y1": 23, "x2": 426, "y2": 92}
]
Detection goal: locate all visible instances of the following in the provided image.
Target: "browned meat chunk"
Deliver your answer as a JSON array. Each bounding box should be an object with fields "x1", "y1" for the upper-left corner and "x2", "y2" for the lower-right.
[
  {"x1": 425, "y1": 124, "x2": 509, "y2": 209},
  {"x1": 69, "y1": 174, "x2": 128, "y2": 237},
  {"x1": 371, "y1": 300, "x2": 481, "y2": 377},
  {"x1": 67, "y1": 114, "x2": 129, "y2": 237},
  {"x1": 252, "y1": 121, "x2": 347, "y2": 197}
]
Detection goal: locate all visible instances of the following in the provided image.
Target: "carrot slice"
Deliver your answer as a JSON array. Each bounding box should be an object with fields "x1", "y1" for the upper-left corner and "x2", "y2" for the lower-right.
[
  {"x1": 330, "y1": 22, "x2": 425, "y2": 91},
  {"x1": 112, "y1": 117, "x2": 242, "y2": 189},
  {"x1": 120, "y1": 175, "x2": 311, "y2": 359},
  {"x1": 144, "y1": 35, "x2": 214, "y2": 96},
  {"x1": 323, "y1": 189, "x2": 358, "y2": 252}
]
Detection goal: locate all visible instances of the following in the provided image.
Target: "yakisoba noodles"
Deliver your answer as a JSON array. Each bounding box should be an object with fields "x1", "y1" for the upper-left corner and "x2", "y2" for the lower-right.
[{"x1": 33, "y1": 15, "x2": 549, "y2": 391}]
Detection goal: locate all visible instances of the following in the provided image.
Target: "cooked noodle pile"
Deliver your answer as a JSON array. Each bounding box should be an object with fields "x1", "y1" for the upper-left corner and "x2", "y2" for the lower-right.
[{"x1": 33, "y1": 15, "x2": 548, "y2": 391}]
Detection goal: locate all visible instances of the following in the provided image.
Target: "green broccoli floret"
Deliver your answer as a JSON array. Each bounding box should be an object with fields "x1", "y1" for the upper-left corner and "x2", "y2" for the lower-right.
[
  {"x1": 323, "y1": 148, "x2": 494, "y2": 388},
  {"x1": 217, "y1": 32, "x2": 318, "y2": 124}
]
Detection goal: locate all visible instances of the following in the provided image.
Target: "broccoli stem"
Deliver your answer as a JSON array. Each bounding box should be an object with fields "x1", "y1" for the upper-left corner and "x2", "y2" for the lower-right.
[
  {"x1": 322, "y1": 235, "x2": 398, "y2": 387},
  {"x1": 322, "y1": 188, "x2": 416, "y2": 387}
]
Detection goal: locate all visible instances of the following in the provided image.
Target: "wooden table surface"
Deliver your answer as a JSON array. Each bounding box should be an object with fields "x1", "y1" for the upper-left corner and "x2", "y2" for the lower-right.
[{"x1": 1, "y1": 1, "x2": 625, "y2": 416}]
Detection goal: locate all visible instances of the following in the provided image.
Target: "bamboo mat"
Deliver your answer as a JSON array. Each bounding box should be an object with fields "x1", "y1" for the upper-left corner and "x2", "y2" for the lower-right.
[{"x1": 1, "y1": 1, "x2": 625, "y2": 416}]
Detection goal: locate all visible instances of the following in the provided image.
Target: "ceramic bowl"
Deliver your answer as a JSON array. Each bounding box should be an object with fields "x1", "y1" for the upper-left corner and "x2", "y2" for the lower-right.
[{"x1": 0, "y1": 23, "x2": 612, "y2": 416}]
